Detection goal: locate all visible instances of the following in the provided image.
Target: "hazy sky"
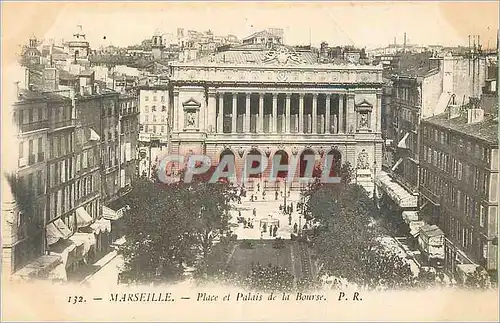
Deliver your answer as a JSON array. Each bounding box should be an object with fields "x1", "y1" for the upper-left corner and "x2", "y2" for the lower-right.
[{"x1": 4, "y1": 1, "x2": 499, "y2": 51}]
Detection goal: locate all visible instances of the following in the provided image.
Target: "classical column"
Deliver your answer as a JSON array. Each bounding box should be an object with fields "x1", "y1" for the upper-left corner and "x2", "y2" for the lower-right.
[
  {"x1": 312, "y1": 94, "x2": 318, "y2": 134},
  {"x1": 245, "y1": 92, "x2": 251, "y2": 133},
  {"x1": 232, "y1": 93, "x2": 237, "y2": 133},
  {"x1": 173, "y1": 88, "x2": 179, "y2": 131},
  {"x1": 217, "y1": 93, "x2": 224, "y2": 133},
  {"x1": 347, "y1": 93, "x2": 355, "y2": 133},
  {"x1": 285, "y1": 94, "x2": 291, "y2": 134},
  {"x1": 298, "y1": 93, "x2": 304, "y2": 134},
  {"x1": 258, "y1": 93, "x2": 264, "y2": 132},
  {"x1": 272, "y1": 93, "x2": 278, "y2": 133},
  {"x1": 338, "y1": 94, "x2": 344, "y2": 133},
  {"x1": 207, "y1": 89, "x2": 216, "y2": 132},
  {"x1": 376, "y1": 92, "x2": 382, "y2": 133},
  {"x1": 325, "y1": 94, "x2": 331, "y2": 134}
]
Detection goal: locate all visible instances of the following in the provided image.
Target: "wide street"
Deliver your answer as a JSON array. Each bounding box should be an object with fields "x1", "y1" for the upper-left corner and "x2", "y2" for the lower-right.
[{"x1": 85, "y1": 183, "x2": 306, "y2": 286}]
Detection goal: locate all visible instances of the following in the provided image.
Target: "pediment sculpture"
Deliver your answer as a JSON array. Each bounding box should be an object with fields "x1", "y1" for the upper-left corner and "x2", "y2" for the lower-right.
[
  {"x1": 262, "y1": 45, "x2": 307, "y2": 65},
  {"x1": 356, "y1": 149, "x2": 370, "y2": 170}
]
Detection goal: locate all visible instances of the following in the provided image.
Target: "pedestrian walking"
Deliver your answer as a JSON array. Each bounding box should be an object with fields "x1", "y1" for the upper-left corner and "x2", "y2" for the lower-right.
[
  {"x1": 293, "y1": 222, "x2": 298, "y2": 233},
  {"x1": 257, "y1": 183, "x2": 260, "y2": 191},
  {"x1": 288, "y1": 214, "x2": 292, "y2": 225},
  {"x1": 273, "y1": 226, "x2": 278, "y2": 237},
  {"x1": 269, "y1": 225, "x2": 273, "y2": 237},
  {"x1": 275, "y1": 191, "x2": 278, "y2": 200},
  {"x1": 253, "y1": 208, "x2": 257, "y2": 217}
]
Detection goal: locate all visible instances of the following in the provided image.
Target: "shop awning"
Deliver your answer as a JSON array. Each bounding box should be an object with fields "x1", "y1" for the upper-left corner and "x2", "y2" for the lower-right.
[
  {"x1": 402, "y1": 211, "x2": 419, "y2": 224},
  {"x1": 49, "y1": 239, "x2": 77, "y2": 268},
  {"x1": 409, "y1": 220, "x2": 425, "y2": 237},
  {"x1": 375, "y1": 171, "x2": 418, "y2": 208},
  {"x1": 12, "y1": 255, "x2": 62, "y2": 281},
  {"x1": 397, "y1": 132, "x2": 409, "y2": 149},
  {"x1": 91, "y1": 218, "x2": 112, "y2": 234},
  {"x1": 391, "y1": 157, "x2": 403, "y2": 172},
  {"x1": 76, "y1": 207, "x2": 93, "y2": 228},
  {"x1": 102, "y1": 206, "x2": 122, "y2": 221},
  {"x1": 54, "y1": 218, "x2": 72, "y2": 238},
  {"x1": 47, "y1": 223, "x2": 63, "y2": 246},
  {"x1": 46, "y1": 219, "x2": 72, "y2": 246},
  {"x1": 89, "y1": 128, "x2": 100, "y2": 141},
  {"x1": 70, "y1": 232, "x2": 97, "y2": 255}
]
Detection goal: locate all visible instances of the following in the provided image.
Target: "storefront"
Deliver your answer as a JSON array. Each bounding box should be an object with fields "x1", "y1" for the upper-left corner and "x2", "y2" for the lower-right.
[
  {"x1": 90, "y1": 217, "x2": 112, "y2": 257},
  {"x1": 46, "y1": 214, "x2": 97, "y2": 281},
  {"x1": 102, "y1": 205, "x2": 125, "y2": 243}
]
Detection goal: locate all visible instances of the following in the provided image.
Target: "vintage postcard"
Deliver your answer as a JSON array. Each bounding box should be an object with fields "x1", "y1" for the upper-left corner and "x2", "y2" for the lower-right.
[{"x1": 1, "y1": 1, "x2": 499, "y2": 321}]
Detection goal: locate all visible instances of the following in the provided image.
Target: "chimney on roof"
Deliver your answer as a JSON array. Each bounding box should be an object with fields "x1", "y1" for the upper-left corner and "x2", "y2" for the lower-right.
[
  {"x1": 447, "y1": 104, "x2": 461, "y2": 119},
  {"x1": 467, "y1": 107, "x2": 484, "y2": 124}
]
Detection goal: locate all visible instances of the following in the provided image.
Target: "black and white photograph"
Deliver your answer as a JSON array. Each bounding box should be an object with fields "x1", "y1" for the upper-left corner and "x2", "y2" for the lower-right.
[{"x1": 1, "y1": 1, "x2": 499, "y2": 321}]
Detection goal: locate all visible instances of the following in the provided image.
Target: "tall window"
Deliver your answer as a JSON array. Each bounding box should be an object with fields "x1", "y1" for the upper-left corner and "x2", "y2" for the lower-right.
[
  {"x1": 28, "y1": 140, "x2": 34, "y2": 164},
  {"x1": 19, "y1": 141, "x2": 24, "y2": 158},
  {"x1": 37, "y1": 170, "x2": 43, "y2": 195},
  {"x1": 37, "y1": 137, "x2": 43, "y2": 162}
]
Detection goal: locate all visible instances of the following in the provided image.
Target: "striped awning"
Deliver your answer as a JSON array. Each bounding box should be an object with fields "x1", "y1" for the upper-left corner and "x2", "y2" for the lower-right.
[
  {"x1": 91, "y1": 218, "x2": 112, "y2": 235},
  {"x1": 375, "y1": 171, "x2": 417, "y2": 208},
  {"x1": 76, "y1": 207, "x2": 93, "y2": 228},
  {"x1": 102, "y1": 206, "x2": 122, "y2": 221},
  {"x1": 46, "y1": 219, "x2": 72, "y2": 246}
]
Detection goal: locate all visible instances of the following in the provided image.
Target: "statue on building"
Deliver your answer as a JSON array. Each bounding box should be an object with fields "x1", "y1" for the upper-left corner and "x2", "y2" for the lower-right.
[
  {"x1": 356, "y1": 149, "x2": 370, "y2": 169},
  {"x1": 359, "y1": 113, "x2": 369, "y2": 129},
  {"x1": 186, "y1": 112, "x2": 196, "y2": 127}
]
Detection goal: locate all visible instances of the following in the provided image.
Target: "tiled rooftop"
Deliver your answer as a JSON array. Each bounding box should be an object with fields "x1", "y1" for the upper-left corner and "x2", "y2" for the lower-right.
[{"x1": 424, "y1": 111, "x2": 499, "y2": 145}]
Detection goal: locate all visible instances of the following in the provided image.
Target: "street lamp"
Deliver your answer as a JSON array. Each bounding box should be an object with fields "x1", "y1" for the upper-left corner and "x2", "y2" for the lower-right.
[{"x1": 283, "y1": 177, "x2": 287, "y2": 214}]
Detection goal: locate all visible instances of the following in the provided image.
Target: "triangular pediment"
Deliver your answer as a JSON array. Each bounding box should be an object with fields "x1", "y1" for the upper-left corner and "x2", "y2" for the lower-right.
[
  {"x1": 355, "y1": 99, "x2": 373, "y2": 108},
  {"x1": 182, "y1": 97, "x2": 201, "y2": 107}
]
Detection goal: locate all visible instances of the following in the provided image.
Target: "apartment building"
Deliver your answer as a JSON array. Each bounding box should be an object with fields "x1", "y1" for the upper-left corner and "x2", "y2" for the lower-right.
[{"x1": 420, "y1": 105, "x2": 498, "y2": 281}]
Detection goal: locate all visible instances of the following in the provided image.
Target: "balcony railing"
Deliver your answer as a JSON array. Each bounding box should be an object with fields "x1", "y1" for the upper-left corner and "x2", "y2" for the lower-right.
[
  {"x1": 50, "y1": 119, "x2": 76, "y2": 130},
  {"x1": 19, "y1": 120, "x2": 49, "y2": 133}
]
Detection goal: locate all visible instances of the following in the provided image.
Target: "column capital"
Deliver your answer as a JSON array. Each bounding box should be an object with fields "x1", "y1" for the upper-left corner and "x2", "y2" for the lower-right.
[
  {"x1": 245, "y1": 92, "x2": 252, "y2": 97},
  {"x1": 346, "y1": 92, "x2": 356, "y2": 99},
  {"x1": 312, "y1": 93, "x2": 318, "y2": 98},
  {"x1": 259, "y1": 92, "x2": 265, "y2": 98},
  {"x1": 299, "y1": 93, "x2": 305, "y2": 98},
  {"x1": 325, "y1": 93, "x2": 331, "y2": 99},
  {"x1": 208, "y1": 88, "x2": 217, "y2": 96},
  {"x1": 285, "y1": 93, "x2": 292, "y2": 99}
]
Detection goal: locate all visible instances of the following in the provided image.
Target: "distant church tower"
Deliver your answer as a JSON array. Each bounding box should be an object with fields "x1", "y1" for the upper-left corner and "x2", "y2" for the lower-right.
[{"x1": 152, "y1": 31, "x2": 164, "y2": 60}]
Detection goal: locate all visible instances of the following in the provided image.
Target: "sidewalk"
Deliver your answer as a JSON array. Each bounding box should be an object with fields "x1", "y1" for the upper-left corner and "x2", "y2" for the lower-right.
[{"x1": 80, "y1": 237, "x2": 126, "y2": 285}]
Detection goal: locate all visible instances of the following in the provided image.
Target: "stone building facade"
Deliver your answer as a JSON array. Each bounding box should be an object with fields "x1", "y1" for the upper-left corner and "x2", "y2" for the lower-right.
[
  {"x1": 420, "y1": 107, "x2": 498, "y2": 280},
  {"x1": 168, "y1": 43, "x2": 383, "y2": 185}
]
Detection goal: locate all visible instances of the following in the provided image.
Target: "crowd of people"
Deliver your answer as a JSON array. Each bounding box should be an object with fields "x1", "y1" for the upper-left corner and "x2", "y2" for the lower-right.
[{"x1": 233, "y1": 181, "x2": 311, "y2": 239}]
